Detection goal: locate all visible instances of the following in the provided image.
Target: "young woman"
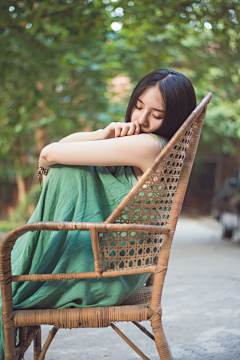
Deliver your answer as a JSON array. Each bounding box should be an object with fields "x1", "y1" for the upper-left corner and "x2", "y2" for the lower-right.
[{"x1": 0, "y1": 69, "x2": 196, "y2": 358}]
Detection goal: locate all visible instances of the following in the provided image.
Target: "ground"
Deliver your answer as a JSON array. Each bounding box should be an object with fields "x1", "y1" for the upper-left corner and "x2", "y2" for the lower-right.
[{"x1": 1, "y1": 216, "x2": 240, "y2": 359}]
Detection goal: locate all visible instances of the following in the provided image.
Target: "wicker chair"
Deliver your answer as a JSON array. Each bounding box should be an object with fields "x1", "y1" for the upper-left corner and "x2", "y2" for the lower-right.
[{"x1": 0, "y1": 93, "x2": 212, "y2": 360}]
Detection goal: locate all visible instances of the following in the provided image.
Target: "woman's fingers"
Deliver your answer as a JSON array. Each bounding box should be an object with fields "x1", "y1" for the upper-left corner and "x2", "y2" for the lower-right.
[
  {"x1": 120, "y1": 123, "x2": 140, "y2": 137},
  {"x1": 125, "y1": 123, "x2": 135, "y2": 136},
  {"x1": 101, "y1": 122, "x2": 141, "y2": 139},
  {"x1": 114, "y1": 123, "x2": 132, "y2": 137},
  {"x1": 115, "y1": 123, "x2": 122, "y2": 137},
  {"x1": 120, "y1": 125, "x2": 130, "y2": 137},
  {"x1": 133, "y1": 122, "x2": 140, "y2": 135},
  {"x1": 127, "y1": 122, "x2": 138, "y2": 136}
]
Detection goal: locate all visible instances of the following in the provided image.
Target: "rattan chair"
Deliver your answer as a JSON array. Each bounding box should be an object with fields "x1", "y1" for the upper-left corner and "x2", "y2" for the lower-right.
[{"x1": 0, "y1": 93, "x2": 212, "y2": 360}]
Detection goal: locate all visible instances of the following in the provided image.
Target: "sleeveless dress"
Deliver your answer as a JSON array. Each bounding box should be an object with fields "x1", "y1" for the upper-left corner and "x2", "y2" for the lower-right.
[{"x1": 0, "y1": 135, "x2": 167, "y2": 358}]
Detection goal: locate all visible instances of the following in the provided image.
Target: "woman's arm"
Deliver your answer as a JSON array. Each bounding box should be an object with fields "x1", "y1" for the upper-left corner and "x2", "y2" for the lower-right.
[
  {"x1": 40, "y1": 133, "x2": 163, "y2": 174},
  {"x1": 59, "y1": 129, "x2": 102, "y2": 143},
  {"x1": 58, "y1": 122, "x2": 140, "y2": 143}
]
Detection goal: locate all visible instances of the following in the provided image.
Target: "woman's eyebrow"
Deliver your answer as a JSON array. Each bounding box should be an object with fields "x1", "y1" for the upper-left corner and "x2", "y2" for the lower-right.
[{"x1": 138, "y1": 98, "x2": 165, "y2": 112}]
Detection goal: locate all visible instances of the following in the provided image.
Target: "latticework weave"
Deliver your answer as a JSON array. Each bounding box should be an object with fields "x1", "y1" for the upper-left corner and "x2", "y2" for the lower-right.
[
  {"x1": 99, "y1": 125, "x2": 193, "y2": 270},
  {"x1": 128, "y1": 285, "x2": 153, "y2": 305}
]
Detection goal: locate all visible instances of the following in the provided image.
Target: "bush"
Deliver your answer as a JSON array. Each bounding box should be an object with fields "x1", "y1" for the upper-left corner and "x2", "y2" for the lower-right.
[
  {"x1": 0, "y1": 220, "x2": 25, "y2": 233},
  {"x1": 12, "y1": 184, "x2": 41, "y2": 223}
]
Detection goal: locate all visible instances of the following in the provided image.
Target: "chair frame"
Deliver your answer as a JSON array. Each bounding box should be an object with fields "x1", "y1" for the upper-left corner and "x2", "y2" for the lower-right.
[{"x1": 0, "y1": 93, "x2": 212, "y2": 360}]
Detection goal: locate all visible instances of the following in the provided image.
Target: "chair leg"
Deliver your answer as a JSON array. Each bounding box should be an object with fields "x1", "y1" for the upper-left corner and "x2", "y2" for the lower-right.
[
  {"x1": 111, "y1": 323, "x2": 150, "y2": 360},
  {"x1": 132, "y1": 321, "x2": 155, "y2": 341},
  {"x1": 38, "y1": 325, "x2": 58, "y2": 360},
  {"x1": 19, "y1": 327, "x2": 27, "y2": 342},
  {"x1": 34, "y1": 327, "x2": 41, "y2": 360},
  {"x1": 151, "y1": 316, "x2": 174, "y2": 360},
  {"x1": 3, "y1": 324, "x2": 18, "y2": 360},
  {"x1": 16, "y1": 326, "x2": 40, "y2": 359}
]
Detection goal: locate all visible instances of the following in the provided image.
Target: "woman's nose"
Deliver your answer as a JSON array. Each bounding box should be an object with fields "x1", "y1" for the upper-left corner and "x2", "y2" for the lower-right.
[{"x1": 137, "y1": 110, "x2": 148, "y2": 125}]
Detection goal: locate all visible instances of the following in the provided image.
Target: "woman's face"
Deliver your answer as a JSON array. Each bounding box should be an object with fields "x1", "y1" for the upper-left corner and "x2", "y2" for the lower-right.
[{"x1": 131, "y1": 85, "x2": 165, "y2": 133}]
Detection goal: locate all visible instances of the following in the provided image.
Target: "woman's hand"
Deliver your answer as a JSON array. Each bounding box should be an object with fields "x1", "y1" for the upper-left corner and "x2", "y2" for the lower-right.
[{"x1": 99, "y1": 122, "x2": 140, "y2": 140}]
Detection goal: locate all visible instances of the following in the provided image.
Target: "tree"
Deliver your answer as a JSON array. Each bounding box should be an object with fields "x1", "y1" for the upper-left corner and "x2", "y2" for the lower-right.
[
  {"x1": 0, "y1": 0, "x2": 118, "y2": 197},
  {"x1": 0, "y1": 0, "x2": 239, "y2": 202}
]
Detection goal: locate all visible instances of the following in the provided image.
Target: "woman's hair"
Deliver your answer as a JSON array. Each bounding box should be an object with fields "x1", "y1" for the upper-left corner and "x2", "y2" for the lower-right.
[{"x1": 125, "y1": 69, "x2": 196, "y2": 139}]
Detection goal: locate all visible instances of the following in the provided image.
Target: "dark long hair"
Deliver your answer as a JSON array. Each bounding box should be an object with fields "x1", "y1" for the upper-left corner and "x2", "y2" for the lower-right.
[{"x1": 125, "y1": 69, "x2": 196, "y2": 139}]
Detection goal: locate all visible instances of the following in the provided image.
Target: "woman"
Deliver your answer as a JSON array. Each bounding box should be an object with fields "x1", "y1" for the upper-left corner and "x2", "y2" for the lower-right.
[{"x1": 0, "y1": 69, "x2": 196, "y2": 358}]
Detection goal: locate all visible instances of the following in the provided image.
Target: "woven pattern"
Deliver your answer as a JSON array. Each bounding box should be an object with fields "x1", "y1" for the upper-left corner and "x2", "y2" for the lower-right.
[
  {"x1": 99, "y1": 125, "x2": 193, "y2": 270},
  {"x1": 99, "y1": 230, "x2": 162, "y2": 270},
  {"x1": 128, "y1": 285, "x2": 153, "y2": 305}
]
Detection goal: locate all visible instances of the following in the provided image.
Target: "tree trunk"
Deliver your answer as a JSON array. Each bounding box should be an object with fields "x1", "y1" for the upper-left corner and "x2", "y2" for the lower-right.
[
  {"x1": 16, "y1": 172, "x2": 26, "y2": 203},
  {"x1": 35, "y1": 127, "x2": 48, "y2": 154}
]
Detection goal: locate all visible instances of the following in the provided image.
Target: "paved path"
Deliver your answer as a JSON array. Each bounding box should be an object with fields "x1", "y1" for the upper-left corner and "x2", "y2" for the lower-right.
[{"x1": 2, "y1": 217, "x2": 240, "y2": 359}]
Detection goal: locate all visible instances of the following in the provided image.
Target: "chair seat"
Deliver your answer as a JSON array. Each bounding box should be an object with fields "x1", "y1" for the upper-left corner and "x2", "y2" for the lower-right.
[
  {"x1": 12, "y1": 304, "x2": 153, "y2": 329},
  {"x1": 127, "y1": 285, "x2": 153, "y2": 305}
]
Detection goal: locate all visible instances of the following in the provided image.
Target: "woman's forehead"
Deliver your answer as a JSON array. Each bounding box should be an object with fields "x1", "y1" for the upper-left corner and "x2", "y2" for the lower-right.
[{"x1": 139, "y1": 86, "x2": 164, "y2": 109}]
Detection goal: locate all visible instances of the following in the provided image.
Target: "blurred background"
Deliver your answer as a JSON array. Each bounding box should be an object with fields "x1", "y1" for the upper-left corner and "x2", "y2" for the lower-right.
[{"x1": 0, "y1": 0, "x2": 240, "y2": 232}]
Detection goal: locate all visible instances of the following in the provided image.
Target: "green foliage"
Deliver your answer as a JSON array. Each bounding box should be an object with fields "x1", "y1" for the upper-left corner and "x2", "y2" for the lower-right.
[
  {"x1": 11, "y1": 184, "x2": 41, "y2": 223},
  {"x1": 0, "y1": 0, "x2": 114, "y2": 177},
  {"x1": 0, "y1": 0, "x2": 239, "y2": 183},
  {"x1": 0, "y1": 220, "x2": 25, "y2": 233}
]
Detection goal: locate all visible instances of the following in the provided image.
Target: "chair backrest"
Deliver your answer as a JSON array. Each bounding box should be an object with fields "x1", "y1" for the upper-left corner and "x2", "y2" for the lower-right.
[{"x1": 99, "y1": 93, "x2": 212, "y2": 273}]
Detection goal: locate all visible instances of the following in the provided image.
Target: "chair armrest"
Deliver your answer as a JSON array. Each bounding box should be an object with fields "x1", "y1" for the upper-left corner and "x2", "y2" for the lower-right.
[
  {"x1": 0, "y1": 221, "x2": 170, "y2": 284},
  {"x1": 0, "y1": 221, "x2": 170, "y2": 255}
]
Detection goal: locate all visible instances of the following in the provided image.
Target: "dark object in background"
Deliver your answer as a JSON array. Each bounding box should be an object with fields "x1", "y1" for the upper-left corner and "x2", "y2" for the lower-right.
[{"x1": 212, "y1": 169, "x2": 240, "y2": 238}]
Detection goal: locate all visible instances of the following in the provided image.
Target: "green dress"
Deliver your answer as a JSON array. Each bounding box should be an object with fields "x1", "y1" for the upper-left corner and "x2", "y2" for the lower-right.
[{"x1": 0, "y1": 135, "x2": 167, "y2": 359}]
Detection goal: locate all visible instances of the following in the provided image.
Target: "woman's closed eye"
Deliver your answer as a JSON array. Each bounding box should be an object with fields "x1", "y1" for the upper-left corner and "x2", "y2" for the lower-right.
[
  {"x1": 135, "y1": 105, "x2": 162, "y2": 118},
  {"x1": 134, "y1": 101, "x2": 164, "y2": 123}
]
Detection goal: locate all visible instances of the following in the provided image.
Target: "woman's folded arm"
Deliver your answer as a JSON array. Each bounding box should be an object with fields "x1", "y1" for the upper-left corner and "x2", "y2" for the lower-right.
[
  {"x1": 58, "y1": 129, "x2": 103, "y2": 143},
  {"x1": 40, "y1": 133, "x2": 163, "y2": 174}
]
